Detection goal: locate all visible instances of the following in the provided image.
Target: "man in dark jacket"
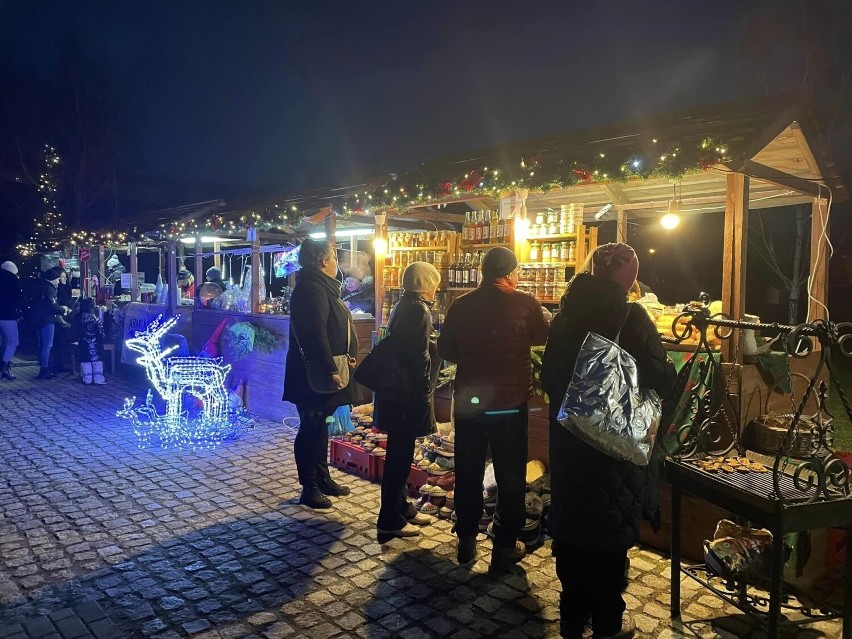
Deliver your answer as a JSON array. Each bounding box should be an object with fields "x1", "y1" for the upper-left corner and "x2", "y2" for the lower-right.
[
  {"x1": 30, "y1": 267, "x2": 71, "y2": 380},
  {"x1": 0, "y1": 261, "x2": 24, "y2": 380},
  {"x1": 283, "y1": 239, "x2": 358, "y2": 509},
  {"x1": 204, "y1": 267, "x2": 227, "y2": 294},
  {"x1": 438, "y1": 246, "x2": 551, "y2": 567},
  {"x1": 541, "y1": 243, "x2": 676, "y2": 639}
]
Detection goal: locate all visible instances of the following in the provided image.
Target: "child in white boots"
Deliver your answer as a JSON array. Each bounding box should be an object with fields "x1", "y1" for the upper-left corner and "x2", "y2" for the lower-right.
[{"x1": 75, "y1": 298, "x2": 107, "y2": 385}]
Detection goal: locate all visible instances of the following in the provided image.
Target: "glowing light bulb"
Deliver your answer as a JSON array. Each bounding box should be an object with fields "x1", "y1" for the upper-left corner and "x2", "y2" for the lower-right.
[{"x1": 661, "y1": 213, "x2": 680, "y2": 230}]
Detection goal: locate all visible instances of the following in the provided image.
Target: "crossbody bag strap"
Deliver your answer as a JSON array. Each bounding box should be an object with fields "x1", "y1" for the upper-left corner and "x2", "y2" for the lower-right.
[{"x1": 613, "y1": 303, "x2": 634, "y2": 345}]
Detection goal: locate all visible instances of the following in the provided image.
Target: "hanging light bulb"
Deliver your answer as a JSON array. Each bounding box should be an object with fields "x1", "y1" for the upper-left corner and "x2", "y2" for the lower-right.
[{"x1": 661, "y1": 183, "x2": 681, "y2": 230}]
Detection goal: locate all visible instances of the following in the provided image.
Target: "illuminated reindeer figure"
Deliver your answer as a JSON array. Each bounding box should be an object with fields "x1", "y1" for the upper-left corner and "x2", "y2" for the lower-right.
[{"x1": 124, "y1": 316, "x2": 232, "y2": 424}]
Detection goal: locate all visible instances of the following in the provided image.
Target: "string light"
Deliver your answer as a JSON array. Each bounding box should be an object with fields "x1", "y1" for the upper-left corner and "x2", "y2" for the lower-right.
[{"x1": 117, "y1": 315, "x2": 251, "y2": 448}]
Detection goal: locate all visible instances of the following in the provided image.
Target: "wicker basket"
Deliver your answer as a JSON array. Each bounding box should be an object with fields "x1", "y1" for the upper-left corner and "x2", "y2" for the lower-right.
[{"x1": 742, "y1": 373, "x2": 831, "y2": 458}]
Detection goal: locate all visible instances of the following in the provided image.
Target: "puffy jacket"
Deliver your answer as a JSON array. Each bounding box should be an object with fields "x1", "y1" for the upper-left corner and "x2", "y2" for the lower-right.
[
  {"x1": 438, "y1": 278, "x2": 550, "y2": 415},
  {"x1": 75, "y1": 313, "x2": 105, "y2": 363},
  {"x1": 374, "y1": 292, "x2": 441, "y2": 436},
  {"x1": 541, "y1": 273, "x2": 676, "y2": 551},
  {"x1": 283, "y1": 269, "x2": 358, "y2": 410},
  {"x1": 30, "y1": 279, "x2": 65, "y2": 329},
  {"x1": 0, "y1": 270, "x2": 24, "y2": 321}
]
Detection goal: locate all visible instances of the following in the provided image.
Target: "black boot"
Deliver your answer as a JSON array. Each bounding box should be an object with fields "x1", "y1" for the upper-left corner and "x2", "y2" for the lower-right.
[
  {"x1": 317, "y1": 474, "x2": 351, "y2": 497},
  {"x1": 36, "y1": 368, "x2": 56, "y2": 380},
  {"x1": 1, "y1": 362, "x2": 14, "y2": 380},
  {"x1": 299, "y1": 486, "x2": 332, "y2": 509}
]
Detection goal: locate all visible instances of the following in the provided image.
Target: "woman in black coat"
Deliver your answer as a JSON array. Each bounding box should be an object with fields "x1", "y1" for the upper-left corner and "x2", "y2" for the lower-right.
[
  {"x1": 283, "y1": 239, "x2": 358, "y2": 509},
  {"x1": 375, "y1": 262, "x2": 442, "y2": 539},
  {"x1": 541, "y1": 243, "x2": 676, "y2": 639}
]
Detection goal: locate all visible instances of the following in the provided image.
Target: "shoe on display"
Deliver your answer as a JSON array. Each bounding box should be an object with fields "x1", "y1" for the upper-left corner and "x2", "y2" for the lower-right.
[
  {"x1": 438, "y1": 506, "x2": 453, "y2": 519},
  {"x1": 406, "y1": 512, "x2": 431, "y2": 526},
  {"x1": 457, "y1": 536, "x2": 477, "y2": 564},
  {"x1": 377, "y1": 523, "x2": 420, "y2": 539},
  {"x1": 317, "y1": 476, "x2": 351, "y2": 497},
  {"x1": 491, "y1": 540, "x2": 526, "y2": 566},
  {"x1": 299, "y1": 486, "x2": 333, "y2": 509},
  {"x1": 593, "y1": 613, "x2": 636, "y2": 639},
  {"x1": 420, "y1": 501, "x2": 439, "y2": 516},
  {"x1": 435, "y1": 472, "x2": 456, "y2": 491}
]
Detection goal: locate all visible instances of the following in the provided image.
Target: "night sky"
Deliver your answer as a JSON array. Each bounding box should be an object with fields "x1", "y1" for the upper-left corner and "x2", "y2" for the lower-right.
[{"x1": 3, "y1": 0, "x2": 824, "y2": 194}]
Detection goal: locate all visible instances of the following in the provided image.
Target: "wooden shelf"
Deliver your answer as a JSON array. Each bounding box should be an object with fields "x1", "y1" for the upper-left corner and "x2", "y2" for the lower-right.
[
  {"x1": 390, "y1": 246, "x2": 452, "y2": 252},
  {"x1": 526, "y1": 233, "x2": 578, "y2": 242},
  {"x1": 520, "y1": 261, "x2": 576, "y2": 267},
  {"x1": 447, "y1": 287, "x2": 476, "y2": 291},
  {"x1": 461, "y1": 241, "x2": 512, "y2": 249}
]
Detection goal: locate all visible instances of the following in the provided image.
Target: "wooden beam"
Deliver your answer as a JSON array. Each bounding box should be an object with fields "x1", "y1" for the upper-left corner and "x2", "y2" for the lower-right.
[
  {"x1": 735, "y1": 160, "x2": 823, "y2": 198},
  {"x1": 600, "y1": 182, "x2": 631, "y2": 205},
  {"x1": 616, "y1": 208, "x2": 628, "y2": 243},
  {"x1": 251, "y1": 235, "x2": 261, "y2": 314},
  {"x1": 721, "y1": 173, "x2": 749, "y2": 363},
  {"x1": 130, "y1": 243, "x2": 139, "y2": 302},
  {"x1": 374, "y1": 214, "x2": 387, "y2": 329},
  {"x1": 807, "y1": 197, "x2": 830, "y2": 322},
  {"x1": 166, "y1": 240, "x2": 178, "y2": 316},
  {"x1": 325, "y1": 211, "x2": 336, "y2": 245},
  {"x1": 194, "y1": 238, "x2": 203, "y2": 303},
  {"x1": 213, "y1": 242, "x2": 221, "y2": 268},
  {"x1": 788, "y1": 122, "x2": 822, "y2": 178}
]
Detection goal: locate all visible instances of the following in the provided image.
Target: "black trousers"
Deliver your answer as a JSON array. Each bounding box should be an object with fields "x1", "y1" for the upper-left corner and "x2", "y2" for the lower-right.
[
  {"x1": 376, "y1": 422, "x2": 418, "y2": 530},
  {"x1": 454, "y1": 403, "x2": 528, "y2": 548},
  {"x1": 295, "y1": 405, "x2": 335, "y2": 487},
  {"x1": 553, "y1": 541, "x2": 627, "y2": 638}
]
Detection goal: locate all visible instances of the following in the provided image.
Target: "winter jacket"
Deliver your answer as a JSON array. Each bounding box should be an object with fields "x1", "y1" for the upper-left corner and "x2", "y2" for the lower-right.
[
  {"x1": 0, "y1": 270, "x2": 24, "y2": 321},
  {"x1": 57, "y1": 281, "x2": 73, "y2": 307},
  {"x1": 374, "y1": 292, "x2": 441, "y2": 436},
  {"x1": 30, "y1": 279, "x2": 65, "y2": 329},
  {"x1": 75, "y1": 313, "x2": 105, "y2": 363},
  {"x1": 438, "y1": 278, "x2": 550, "y2": 416},
  {"x1": 541, "y1": 273, "x2": 676, "y2": 551},
  {"x1": 283, "y1": 268, "x2": 358, "y2": 410}
]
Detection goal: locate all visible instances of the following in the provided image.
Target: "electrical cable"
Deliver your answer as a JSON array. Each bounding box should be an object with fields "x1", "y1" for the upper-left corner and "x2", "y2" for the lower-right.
[{"x1": 805, "y1": 183, "x2": 833, "y2": 323}]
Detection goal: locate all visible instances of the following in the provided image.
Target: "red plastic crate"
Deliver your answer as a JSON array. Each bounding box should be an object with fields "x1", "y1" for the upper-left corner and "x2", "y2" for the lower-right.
[
  {"x1": 330, "y1": 440, "x2": 374, "y2": 480},
  {"x1": 407, "y1": 465, "x2": 430, "y2": 496},
  {"x1": 375, "y1": 456, "x2": 385, "y2": 482}
]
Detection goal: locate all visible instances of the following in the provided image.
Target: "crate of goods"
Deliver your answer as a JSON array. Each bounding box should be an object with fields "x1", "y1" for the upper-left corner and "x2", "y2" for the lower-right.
[
  {"x1": 374, "y1": 455, "x2": 385, "y2": 482},
  {"x1": 407, "y1": 465, "x2": 430, "y2": 496},
  {"x1": 330, "y1": 440, "x2": 373, "y2": 480}
]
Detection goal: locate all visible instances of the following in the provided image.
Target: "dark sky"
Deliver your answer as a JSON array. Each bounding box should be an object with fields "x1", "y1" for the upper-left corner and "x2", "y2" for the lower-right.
[{"x1": 0, "y1": 0, "x2": 847, "y2": 194}]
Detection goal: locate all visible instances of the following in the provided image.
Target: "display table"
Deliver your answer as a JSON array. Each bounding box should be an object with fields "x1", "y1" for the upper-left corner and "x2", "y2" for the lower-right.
[
  {"x1": 192, "y1": 308, "x2": 374, "y2": 421},
  {"x1": 667, "y1": 458, "x2": 852, "y2": 638}
]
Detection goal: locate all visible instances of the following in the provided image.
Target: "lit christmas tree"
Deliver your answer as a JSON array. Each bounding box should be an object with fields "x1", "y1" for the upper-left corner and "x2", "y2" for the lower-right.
[{"x1": 16, "y1": 145, "x2": 65, "y2": 258}]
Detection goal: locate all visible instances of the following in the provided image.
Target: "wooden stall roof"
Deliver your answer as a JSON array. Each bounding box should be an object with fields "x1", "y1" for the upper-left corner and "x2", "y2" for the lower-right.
[{"x1": 385, "y1": 93, "x2": 845, "y2": 221}]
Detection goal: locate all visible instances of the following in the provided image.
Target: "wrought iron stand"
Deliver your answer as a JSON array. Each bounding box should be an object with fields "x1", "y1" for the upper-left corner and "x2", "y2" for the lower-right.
[{"x1": 663, "y1": 302, "x2": 852, "y2": 638}]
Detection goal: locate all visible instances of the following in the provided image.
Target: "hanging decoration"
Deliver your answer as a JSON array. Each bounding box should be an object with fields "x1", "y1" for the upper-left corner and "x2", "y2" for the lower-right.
[
  {"x1": 222, "y1": 321, "x2": 281, "y2": 360},
  {"x1": 117, "y1": 315, "x2": 252, "y2": 448}
]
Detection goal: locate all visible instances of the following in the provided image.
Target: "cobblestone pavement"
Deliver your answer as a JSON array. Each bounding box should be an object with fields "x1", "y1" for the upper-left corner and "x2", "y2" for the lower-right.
[{"x1": 0, "y1": 361, "x2": 844, "y2": 638}]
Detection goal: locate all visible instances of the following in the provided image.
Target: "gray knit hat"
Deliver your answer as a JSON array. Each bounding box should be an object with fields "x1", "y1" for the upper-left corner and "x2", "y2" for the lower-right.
[
  {"x1": 206, "y1": 266, "x2": 222, "y2": 280},
  {"x1": 402, "y1": 261, "x2": 441, "y2": 293},
  {"x1": 481, "y1": 246, "x2": 518, "y2": 279}
]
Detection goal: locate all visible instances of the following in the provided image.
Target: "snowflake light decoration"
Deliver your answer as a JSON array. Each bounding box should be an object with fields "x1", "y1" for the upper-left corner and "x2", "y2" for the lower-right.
[{"x1": 117, "y1": 315, "x2": 251, "y2": 447}]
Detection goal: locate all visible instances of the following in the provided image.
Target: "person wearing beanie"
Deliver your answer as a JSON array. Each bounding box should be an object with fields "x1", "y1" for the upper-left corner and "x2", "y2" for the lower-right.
[
  {"x1": 438, "y1": 246, "x2": 551, "y2": 567},
  {"x1": 177, "y1": 268, "x2": 195, "y2": 300},
  {"x1": 375, "y1": 261, "x2": 442, "y2": 540},
  {"x1": 205, "y1": 266, "x2": 227, "y2": 294},
  {"x1": 30, "y1": 267, "x2": 72, "y2": 380},
  {"x1": 540, "y1": 242, "x2": 675, "y2": 639},
  {"x1": 74, "y1": 298, "x2": 107, "y2": 385},
  {"x1": 0, "y1": 261, "x2": 24, "y2": 380}
]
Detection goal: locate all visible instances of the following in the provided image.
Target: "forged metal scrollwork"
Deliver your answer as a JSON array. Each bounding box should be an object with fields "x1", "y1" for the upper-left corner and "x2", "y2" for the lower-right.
[{"x1": 664, "y1": 300, "x2": 852, "y2": 505}]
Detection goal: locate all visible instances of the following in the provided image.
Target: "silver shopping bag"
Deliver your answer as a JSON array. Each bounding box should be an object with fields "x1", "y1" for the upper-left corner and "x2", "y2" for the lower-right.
[{"x1": 557, "y1": 331, "x2": 662, "y2": 466}]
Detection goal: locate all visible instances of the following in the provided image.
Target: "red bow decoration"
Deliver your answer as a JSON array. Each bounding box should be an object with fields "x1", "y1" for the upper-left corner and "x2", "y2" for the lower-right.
[
  {"x1": 458, "y1": 170, "x2": 484, "y2": 192},
  {"x1": 573, "y1": 169, "x2": 592, "y2": 183},
  {"x1": 437, "y1": 181, "x2": 453, "y2": 197}
]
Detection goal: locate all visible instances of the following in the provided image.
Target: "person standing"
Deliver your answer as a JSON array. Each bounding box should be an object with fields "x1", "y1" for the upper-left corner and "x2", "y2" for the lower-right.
[
  {"x1": 205, "y1": 267, "x2": 227, "y2": 294},
  {"x1": 0, "y1": 261, "x2": 24, "y2": 380},
  {"x1": 75, "y1": 298, "x2": 107, "y2": 385},
  {"x1": 283, "y1": 239, "x2": 358, "y2": 509},
  {"x1": 31, "y1": 267, "x2": 71, "y2": 380},
  {"x1": 541, "y1": 243, "x2": 676, "y2": 639},
  {"x1": 375, "y1": 262, "x2": 441, "y2": 539},
  {"x1": 437, "y1": 246, "x2": 551, "y2": 567},
  {"x1": 53, "y1": 269, "x2": 74, "y2": 373}
]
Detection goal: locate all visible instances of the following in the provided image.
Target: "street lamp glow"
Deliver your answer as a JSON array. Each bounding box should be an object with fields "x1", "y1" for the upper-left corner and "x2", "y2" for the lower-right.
[{"x1": 660, "y1": 214, "x2": 680, "y2": 230}]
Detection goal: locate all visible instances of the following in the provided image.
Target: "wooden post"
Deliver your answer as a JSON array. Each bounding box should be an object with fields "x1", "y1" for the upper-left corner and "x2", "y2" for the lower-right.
[
  {"x1": 130, "y1": 243, "x2": 139, "y2": 302},
  {"x1": 721, "y1": 172, "x2": 749, "y2": 363},
  {"x1": 616, "y1": 207, "x2": 628, "y2": 244},
  {"x1": 194, "y1": 238, "x2": 203, "y2": 296},
  {"x1": 807, "y1": 197, "x2": 829, "y2": 323},
  {"x1": 166, "y1": 240, "x2": 178, "y2": 316},
  {"x1": 374, "y1": 214, "x2": 387, "y2": 328},
  {"x1": 251, "y1": 235, "x2": 261, "y2": 314},
  {"x1": 98, "y1": 245, "x2": 105, "y2": 291},
  {"x1": 325, "y1": 210, "x2": 336, "y2": 246},
  {"x1": 213, "y1": 242, "x2": 221, "y2": 269}
]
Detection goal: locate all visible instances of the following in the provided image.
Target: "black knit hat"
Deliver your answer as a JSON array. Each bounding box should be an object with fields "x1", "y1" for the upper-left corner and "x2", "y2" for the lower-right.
[
  {"x1": 42, "y1": 266, "x2": 63, "y2": 281},
  {"x1": 481, "y1": 246, "x2": 518, "y2": 279}
]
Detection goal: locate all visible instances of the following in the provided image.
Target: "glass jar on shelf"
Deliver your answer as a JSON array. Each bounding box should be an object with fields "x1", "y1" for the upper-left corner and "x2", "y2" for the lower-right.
[
  {"x1": 535, "y1": 211, "x2": 545, "y2": 227},
  {"x1": 541, "y1": 243, "x2": 552, "y2": 263},
  {"x1": 568, "y1": 240, "x2": 577, "y2": 262},
  {"x1": 529, "y1": 241, "x2": 540, "y2": 262}
]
